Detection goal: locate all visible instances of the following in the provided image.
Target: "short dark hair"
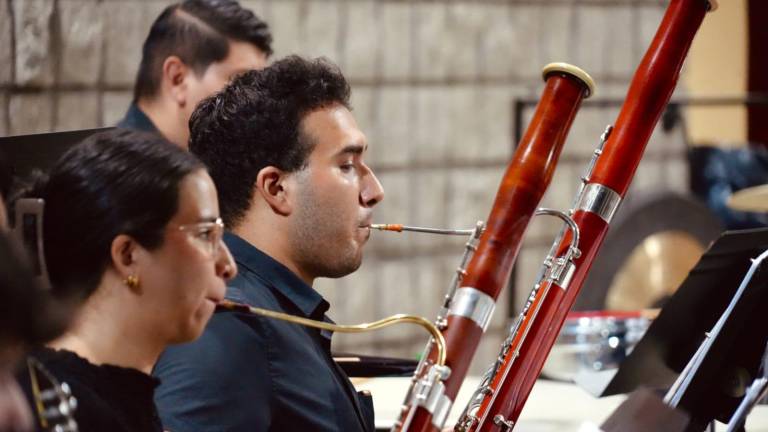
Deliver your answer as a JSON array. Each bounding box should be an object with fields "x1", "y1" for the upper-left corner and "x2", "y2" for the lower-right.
[
  {"x1": 189, "y1": 55, "x2": 351, "y2": 228},
  {"x1": 15, "y1": 129, "x2": 203, "y2": 302},
  {"x1": 134, "y1": 0, "x2": 272, "y2": 101}
]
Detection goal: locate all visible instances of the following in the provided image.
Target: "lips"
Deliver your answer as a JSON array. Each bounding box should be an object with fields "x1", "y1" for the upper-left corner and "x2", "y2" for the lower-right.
[
  {"x1": 207, "y1": 284, "x2": 227, "y2": 304},
  {"x1": 356, "y1": 223, "x2": 372, "y2": 243},
  {"x1": 206, "y1": 296, "x2": 223, "y2": 305},
  {"x1": 358, "y1": 213, "x2": 373, "y2": 229}
]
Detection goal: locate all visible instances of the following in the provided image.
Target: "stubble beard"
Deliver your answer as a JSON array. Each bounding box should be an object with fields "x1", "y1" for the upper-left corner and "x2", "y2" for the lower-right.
[{"x1": 291, "y1": 185, "x2": 363, "y2": 280}]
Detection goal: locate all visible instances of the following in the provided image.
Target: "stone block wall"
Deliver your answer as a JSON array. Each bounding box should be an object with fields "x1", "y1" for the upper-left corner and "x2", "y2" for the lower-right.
[{"x1": 0, "y1": 0, "x2": 689, "y2": 376}]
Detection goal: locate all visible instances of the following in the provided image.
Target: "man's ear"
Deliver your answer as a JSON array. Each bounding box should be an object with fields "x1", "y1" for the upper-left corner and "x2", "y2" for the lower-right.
[
  {"x1": 254, "y1": 166, "x2": 294, "y2": 216},
  {"x1": 162, "y1": 56, "x2": 191, "y2": 107},
  {"x1": 110, "y1": 234, "x2": 142, "y2": 291}
]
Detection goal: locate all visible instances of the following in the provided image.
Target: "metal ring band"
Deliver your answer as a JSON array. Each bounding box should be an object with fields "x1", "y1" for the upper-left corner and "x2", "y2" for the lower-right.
[
  {"x1": 447, "y1": 287, "x2": 496, "y2": 332},
  {"x1": 574, "y1": 183, "x2": 622, "y2": 224}
]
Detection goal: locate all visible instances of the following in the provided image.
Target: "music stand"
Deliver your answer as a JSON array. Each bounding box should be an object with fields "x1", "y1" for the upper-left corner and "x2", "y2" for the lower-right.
[
  {"x1": 0, "y1": 128, "x2": 111, "y2": 177},
  {"x1": 586, "y1": 228, "x2": 768, "y2": 430}
]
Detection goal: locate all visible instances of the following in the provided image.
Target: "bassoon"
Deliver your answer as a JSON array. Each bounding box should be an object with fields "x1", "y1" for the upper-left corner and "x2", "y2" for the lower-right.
[
  {"x1": 392, "y1": 63, "x2": 595, "y2": 432},
  {"x1": 455, "y1": 1, "x2": 717, "y2": 430}
]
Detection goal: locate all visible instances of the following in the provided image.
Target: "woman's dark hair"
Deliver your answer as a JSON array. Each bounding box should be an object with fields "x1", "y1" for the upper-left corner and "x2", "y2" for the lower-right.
[
  {"x1": 189, "y1": 55, "x2": 351, "y2": 228},
  {"x1": 134, "y1": 0, "x2": 272, "y2": 101},
  {"x1": 0, "y1": 233, "x2": 69, "y2": 346},
  {"x1": 16, "y1": 129, "x2": 203, "y2": 301}
]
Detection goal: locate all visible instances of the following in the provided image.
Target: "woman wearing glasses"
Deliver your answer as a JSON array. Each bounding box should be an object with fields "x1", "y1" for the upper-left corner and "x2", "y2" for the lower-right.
[{"x1": 15, "y1": 129, "x2": 236, "y2": 432}]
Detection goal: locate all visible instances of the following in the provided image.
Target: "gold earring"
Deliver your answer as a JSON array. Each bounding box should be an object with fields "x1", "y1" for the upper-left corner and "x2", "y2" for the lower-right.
[{"x1": 124, "y1": 275, "x2": 140, "y2": 289}]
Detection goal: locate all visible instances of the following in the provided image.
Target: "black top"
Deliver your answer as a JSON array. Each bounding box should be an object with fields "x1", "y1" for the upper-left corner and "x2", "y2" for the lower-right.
[
  {"x1": 153, "y1": 232, "x2": 375, "y2": 432},
  {"x1": 17, "y1": 347, "x2": 163, "y2": 432},
  {"x1": 116, "y1": 104, "x2": 159, "y2": 134}
]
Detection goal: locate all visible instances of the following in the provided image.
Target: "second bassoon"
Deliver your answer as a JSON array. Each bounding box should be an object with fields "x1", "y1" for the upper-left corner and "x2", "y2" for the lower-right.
[
  {"x1": 455, "y1": 0, "x2": 718, "y2": 430},
  {"x1": 393, "y1": 63, "x2": 595, "y2": 432}
]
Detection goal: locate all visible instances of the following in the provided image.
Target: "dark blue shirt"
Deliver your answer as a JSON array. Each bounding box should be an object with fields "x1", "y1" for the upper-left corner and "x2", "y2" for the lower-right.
[
  {"x1": 116, "y1": 104, "x2": 159, "y2": 133},
  {"x1": 153, "y1": 233, "x2": 374, "y2": 432}
]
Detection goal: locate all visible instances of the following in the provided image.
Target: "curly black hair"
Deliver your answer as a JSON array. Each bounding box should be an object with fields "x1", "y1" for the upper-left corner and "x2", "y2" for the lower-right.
[
  {"x1": 134, "y1": 0, "x2": 272, "y2": 101},
  {"x1": 189, "y1": 55, "x2": 351, "y2": 228}
]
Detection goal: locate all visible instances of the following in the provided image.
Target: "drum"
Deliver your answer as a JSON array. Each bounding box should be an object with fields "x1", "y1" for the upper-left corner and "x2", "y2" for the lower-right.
[{"x1": 542, "y1": 310, "x2": 653, "y2": 382}]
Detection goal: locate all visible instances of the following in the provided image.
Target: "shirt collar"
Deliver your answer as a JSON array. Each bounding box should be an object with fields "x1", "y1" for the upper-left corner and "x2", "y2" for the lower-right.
[
  {"x1": 116, "y1": 103, "x2": 159, "y2": 134},
  {"x1": 223, "y1": 232, "x2": 330, "y2": 319}
]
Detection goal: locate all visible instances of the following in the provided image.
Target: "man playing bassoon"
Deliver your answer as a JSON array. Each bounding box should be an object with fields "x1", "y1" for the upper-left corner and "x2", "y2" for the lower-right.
[{"x1": 153, "y1": 56, "x2": 385, "y2": 432}]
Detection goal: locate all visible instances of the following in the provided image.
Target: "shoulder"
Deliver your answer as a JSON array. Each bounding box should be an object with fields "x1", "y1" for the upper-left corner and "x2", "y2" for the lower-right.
[
  {"x1": 225, "y1": 266, "x2": 281, "y2": 308},
  {"x1": 155, "y1": 311, "x2": 272, "y2": 380},
  {"x1": 153, "y1": 311, "x2": 277, "y2": 410},
  {"x1": 153, "y1": 313, "x2": 275, "y2": 431}
]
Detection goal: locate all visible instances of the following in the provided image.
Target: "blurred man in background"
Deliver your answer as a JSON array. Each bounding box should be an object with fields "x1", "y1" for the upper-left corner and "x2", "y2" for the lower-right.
[{"x1": 118, "y1": 0, "x2": 272, "y2": 148}]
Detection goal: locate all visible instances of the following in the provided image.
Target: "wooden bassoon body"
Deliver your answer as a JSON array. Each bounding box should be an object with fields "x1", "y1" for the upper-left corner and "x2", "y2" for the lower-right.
[
  {"x1": 394, "y1": 63, "x2": 595, "y2": 432},
  {"x1": 455, "y1": 1, "x2": 717, "y2": 431}
]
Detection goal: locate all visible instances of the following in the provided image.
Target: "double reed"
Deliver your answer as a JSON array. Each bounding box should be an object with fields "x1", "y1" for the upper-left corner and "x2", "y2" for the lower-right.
[
  {"x1": 393, "y1": 64, "x2": 595, "y2": 432},
  {"x1": 456, "y1": 1, "x2": 717, "y2": 430}
]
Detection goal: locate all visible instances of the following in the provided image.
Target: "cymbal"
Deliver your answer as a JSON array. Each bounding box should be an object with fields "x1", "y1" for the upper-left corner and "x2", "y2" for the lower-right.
[
  {"x1": 606, "y1": 230, "x2": 703, "y2": 311},
  {"x1": 727, "y1": 184, "x2": 768, "y2": 212}
]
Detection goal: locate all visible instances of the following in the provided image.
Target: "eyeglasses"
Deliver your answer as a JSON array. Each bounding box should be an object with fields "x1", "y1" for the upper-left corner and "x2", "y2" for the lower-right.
[{"x1": 176, "y1": 218, "x2": 225, "y2": 255}]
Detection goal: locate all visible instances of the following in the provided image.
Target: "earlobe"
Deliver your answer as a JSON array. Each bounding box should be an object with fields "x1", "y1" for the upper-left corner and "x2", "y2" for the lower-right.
[
  {"x1": 110, "y1": 234, "x2": 140, "y2": 284},
  {"x1": 255, "y1": 167, "x2": 292, "y2": 216}
]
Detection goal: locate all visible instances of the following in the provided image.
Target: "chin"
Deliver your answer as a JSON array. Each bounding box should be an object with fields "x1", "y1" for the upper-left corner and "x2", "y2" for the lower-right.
[
  {"x1": 174, "y1": 323, "x2": 206, "y2": 344},
  {"x1": 168, "y1": 330, "x2": 196, "y2": 345},
  {"x1": 339, "y1": 256, "x2": 364, "y2": 277},
  {"x1": 174, "y1": 307, "x2": 215, "y2": 343},
  {"x1": 185, "y1": 327, "x2": 207, "y2": 342},
  {"x1": 320, "y1": 257, "x2": 362, "y2": 279}
]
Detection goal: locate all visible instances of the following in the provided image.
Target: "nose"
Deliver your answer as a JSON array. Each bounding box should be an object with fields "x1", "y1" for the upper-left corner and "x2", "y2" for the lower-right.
[
  {"x1": 215, "y1": 241, "x2": 237, "y2": 281},
  {"x1": 360, "y1": 166, "x2": 384, "y2": 207}
]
